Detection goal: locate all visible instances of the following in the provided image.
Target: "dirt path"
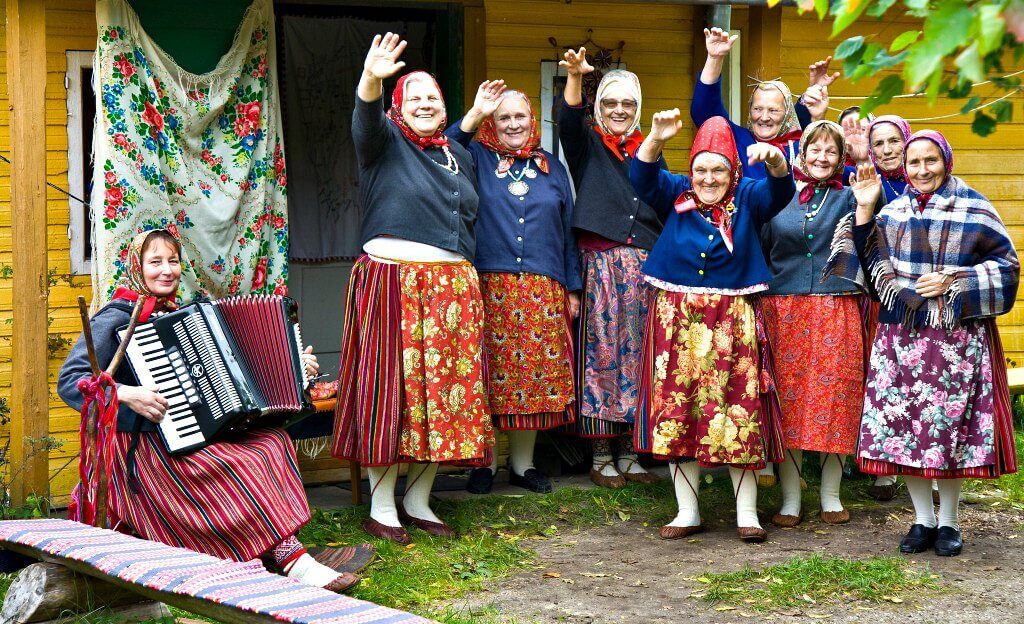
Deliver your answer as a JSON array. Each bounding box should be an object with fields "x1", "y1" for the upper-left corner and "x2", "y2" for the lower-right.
[{"x1": 451, "y1": 497, "x2": 1024, "y2": 623}]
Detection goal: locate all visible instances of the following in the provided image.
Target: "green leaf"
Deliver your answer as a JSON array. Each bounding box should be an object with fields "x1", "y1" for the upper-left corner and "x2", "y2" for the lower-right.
[
  {"x1": 960, "y1": 95, "x2": 982, "y2": 114},
  {"x1": 869, "y1": 49, "x2": 910, "y2": 71},
  {"x1": 903, "y1": 0, "x2": 928, "y2": 9},
  {"x1": 868, "y1": 0, "x2": 898, "y2": 17},
  {"x1": 835, "y1": 35, "x2": 866, "y2": 59},
  {"x1": 992, "y1": 100, "x2": 1013, "y2": 123},
  {"x1": 977, "y1": 5, "x2": 1006, "y2": 57},
  {"x1": 814, "y1": 0, "x2": 831, "y2": 19},
  {"x1": 972, "y1": 111, "x2": 997, "y2": 137},
  {"x1": 948, "y1": 79, "x2": 973, "y2": 99},
  {"x1": 925, "y1": 0, "x2": 974, "y2": 55},
  {"x1": 925, "y1": 68, "x2": 945, "y2": 104},
  {"x1": 904, "y1": 40, "x2": 944, "y2": 89},
  {"x1": 831, "y1": 0, "x2": 873, "y2": 37},
  {"x1": 890, "y1": 30, "x2": 921, "y2": 53},
  {"x1": 863, "y1": 75, "x2": 905, "y2": 115},
  {"x1": 955, "y1": 42, "x2": 985, "y2": 84}
]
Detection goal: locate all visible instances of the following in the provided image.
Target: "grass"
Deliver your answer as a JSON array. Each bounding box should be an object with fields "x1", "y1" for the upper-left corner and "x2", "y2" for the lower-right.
[
  {"x1": 696, "y1": 554, "x2": 938, "y2": 612},
  {"x1": 962, "y1": 429, "x2": 1024, "y2": 508}
]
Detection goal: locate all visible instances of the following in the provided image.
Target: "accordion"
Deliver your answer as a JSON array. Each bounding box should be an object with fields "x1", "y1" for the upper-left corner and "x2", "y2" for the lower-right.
[{"x1": 119, "y1": 294, "x2": 313, "y2": 454}]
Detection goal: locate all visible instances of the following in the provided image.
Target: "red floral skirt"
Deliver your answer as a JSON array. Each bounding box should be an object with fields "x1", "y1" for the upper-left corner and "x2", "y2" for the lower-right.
[{"x1": 480, "y1": 273, "x2": 575, "y2": 431}]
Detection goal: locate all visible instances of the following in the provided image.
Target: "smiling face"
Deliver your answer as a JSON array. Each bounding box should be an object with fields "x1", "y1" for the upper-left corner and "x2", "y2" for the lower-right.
[
  {"x1": 493, "y1": 97, "x2": 533, "y2": 150},
  {"x1": 905, "y1": 140, "x2": 947, "y2": 194},
  {"x1": 691, "y1": 152, "x2": 732, "y2": 205},
  {"x1": 401, "y1": 77, "x2": 445, "y2": 137},
  {"x1": 141, "y1": 237, "x2": 181, "y2": 298},
  {"x1": 869, "y1": 122, "x2": 906, "y2": 173},
  {"x1": 749, "y1": 86, "x2": 787, "y2": 141},
  {"x1": 804, "y1": 134, "x2": 841, "y2": 182},
  {"x1": 598, "y1": 84, "x2": 638, "y2": 137}
]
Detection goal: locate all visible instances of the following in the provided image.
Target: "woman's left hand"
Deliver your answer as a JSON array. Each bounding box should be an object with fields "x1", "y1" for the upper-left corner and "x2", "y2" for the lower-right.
[
  {"x1": 801, "y1": 84, "x2": 829, "y2": 122},
  {"x1": 915, "y1": 272, "x2": 954, "y2": 298},
  {"x1": 747, "y1": 143, "x2": 787, "y2": 172},
  {"x1": 301, "y1": 345, "x2": 319, "y2": 378},
  {"x1": 568, "y1": 292, "x2": 581, "y2": 320}
]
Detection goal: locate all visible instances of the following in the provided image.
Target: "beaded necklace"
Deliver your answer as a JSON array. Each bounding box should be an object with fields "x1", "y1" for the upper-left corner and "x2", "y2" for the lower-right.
[
  {"x1": 494, "y1": 153, "x2": 536, "y2": 196},
  {"x1": 430, "y1": 145, "x2": 459, "y2": 175}
]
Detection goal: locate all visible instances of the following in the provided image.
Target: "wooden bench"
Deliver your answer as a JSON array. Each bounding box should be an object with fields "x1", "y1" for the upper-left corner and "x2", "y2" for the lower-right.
[{"x1": 0, "y1": 519, "x2": 432, "y2": 624}]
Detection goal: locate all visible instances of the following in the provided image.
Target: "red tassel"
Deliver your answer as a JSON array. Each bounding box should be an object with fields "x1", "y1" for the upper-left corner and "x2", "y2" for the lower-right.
[{"x1": 74, "y1": 372, "x2": 119, "y2": 526}]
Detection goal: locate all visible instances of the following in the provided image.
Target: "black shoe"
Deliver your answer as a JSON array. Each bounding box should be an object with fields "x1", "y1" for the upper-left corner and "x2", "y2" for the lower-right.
[
  {"x1": 934, "y1": 526, "x2": 963, "y2": 557},
  {"x1": 508, "y1": 468, "x2": 552, "y2": 493},
  {"x1": 466, "y1": 468, "x2": 495, "y2": 494},
  {"x1": 899, "y1": 524, "x2": 938, "y2": 554}
]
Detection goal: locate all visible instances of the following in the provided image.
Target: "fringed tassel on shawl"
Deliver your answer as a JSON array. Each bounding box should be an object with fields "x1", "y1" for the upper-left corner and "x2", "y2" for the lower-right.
[
  {"x1": 295, "y1": 436, "x2": 330, "y2": 460},
  {"x1": 821, "y1": 212, "x2": 866, "y2": 290}
]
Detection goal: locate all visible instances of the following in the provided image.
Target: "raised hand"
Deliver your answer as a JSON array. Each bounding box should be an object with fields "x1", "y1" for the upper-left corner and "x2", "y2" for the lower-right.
[
  {"x1": 747, "y1": 142, "x2": 786, "y2": 168},
  {"x1": 808, "y1": 56, "x2": 840, "y2": 88},
  {"x1": 471, "y1": 79, "x2": 507, "y2": 117},
  {"x1": 560, "y1": 47, "x2": 594, "y2": 77},
  {"x1": 802, "y1": 85, "x2": 829, "y2": 122},
  {"x1": 705, "y1": 27, "x2": 738, "y2": 59},
  {"x1": 363, "y1": 33, "x2": 407, "y2": 80},
  {"x1": 850, "y1": 162, "x2": 882, "y2": 213},
  {"x1": 649, "y1": 108, "x2": 682, "y2": 143},
  {"x1": 842, "y1": 115, "x2": 870, "y2": 164}
]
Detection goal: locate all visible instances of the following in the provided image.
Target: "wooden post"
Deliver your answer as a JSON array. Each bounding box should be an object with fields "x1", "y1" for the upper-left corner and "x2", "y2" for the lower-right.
[
  {"x1": 462, "y1": 0, "x2": 486, "y2": 112},
  {"x1": 6, "y1": 0, "x2": 50, "y2": 507},
  {"x1": 743, "y1": 4, "x2": 783, "y2": 82}
]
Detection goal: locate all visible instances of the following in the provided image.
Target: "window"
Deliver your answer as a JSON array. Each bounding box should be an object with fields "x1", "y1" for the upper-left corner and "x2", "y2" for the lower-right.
[
  {"x1": 66, "y1": 50, "x2": 95, "y2": 276},
  {"x1": 723, "y1": 30, "x2": 742, "y2": 123}
]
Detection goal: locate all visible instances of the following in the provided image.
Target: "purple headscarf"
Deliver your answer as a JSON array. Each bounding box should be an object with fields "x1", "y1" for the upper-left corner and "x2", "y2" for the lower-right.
[
  {"x1": 903, "y1": 129, "x2": 953, "y2": 195},
  {"x1": 867, "y1": 115, "x2": 912, "y2": 179}
]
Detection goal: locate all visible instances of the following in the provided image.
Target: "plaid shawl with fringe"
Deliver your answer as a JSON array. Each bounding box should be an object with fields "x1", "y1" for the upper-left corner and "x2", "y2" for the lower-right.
[{"x1": 824, "y1": 175, "x2": 1019, "y2": 329}]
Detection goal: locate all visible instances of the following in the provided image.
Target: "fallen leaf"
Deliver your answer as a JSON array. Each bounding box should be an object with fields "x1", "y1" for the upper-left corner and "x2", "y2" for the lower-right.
[
  {"x1": 715, "y1": 605, "x2": 736, "y2": 611},
  {"x1": 560, "y1": 578, "x2": 575, "y2": 584},
  {"x1": 814, "y1": 530, "x2": 828, "y2": 535},
  {"x1": 801, "y1": 594, "x2": 817, "y2": 604},
  {"x1": 543, "y1": 572, "x2": 561, "y2": 578},
  {"x1": 617, "y1": 510, "x2": 631, "y2": 521},
  {"x1": 581, "y1": 572, "x2": 610, "y2": 577},
  {"x1": 697, "y1": 576, "x2": 712, "y2": 584},
  {"x1": 884, "y1": 596, "x2": 904, "y2": 603},
  {"x1": 325, "y1": 542, "x2": 341, "y2": 547},
  {"x1": 807, "y1": 614, "x2": 831, "y2": 620}
]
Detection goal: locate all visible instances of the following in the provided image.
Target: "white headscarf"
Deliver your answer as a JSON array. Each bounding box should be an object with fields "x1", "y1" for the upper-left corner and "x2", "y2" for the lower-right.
[{"x1": 593, "y1": 69, "x2": 642, "y2": 137}]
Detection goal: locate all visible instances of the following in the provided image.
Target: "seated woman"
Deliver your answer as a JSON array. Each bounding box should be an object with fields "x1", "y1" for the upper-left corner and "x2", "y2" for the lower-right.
[{"x1": 58, "y1": 229, "x2": 356, "y2": 592}]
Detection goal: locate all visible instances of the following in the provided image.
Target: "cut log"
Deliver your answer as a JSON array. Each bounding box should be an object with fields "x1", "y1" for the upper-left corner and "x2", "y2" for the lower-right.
[
  {"x1": 0, "y1": 562, "x2": 146, "y2": 623},
  {"x1": 31, "y1": 602, "x2": 171, "y2": 624}
]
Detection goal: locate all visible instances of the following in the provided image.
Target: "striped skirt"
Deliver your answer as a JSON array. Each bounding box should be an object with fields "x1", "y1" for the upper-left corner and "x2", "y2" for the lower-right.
[
  {"x1": 576, "y1": 246, "x2": 651, "y2": 438},
  {"x1": 332, "y1": 254, "x2": 494, "y2": 466},
  {"x1": 480, "y1": 272, "x2": 575, "y2": 431},
  {"x1": 107, "y1": 428, "x2": 309, "y2": 562}
]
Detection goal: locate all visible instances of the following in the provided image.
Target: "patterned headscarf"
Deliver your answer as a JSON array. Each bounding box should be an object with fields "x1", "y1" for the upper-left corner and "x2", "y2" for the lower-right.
[
  {"x1": 794, "y1": 120, "x2": 846, "y2": 204},
  {"x1": 904, "y1": 130, "x2": 953, "y2": 209},
  {"x1": 476, "y1": 91, "x2": 549, "y2": 175},
  {"x1": 674, "y1": 116, "x2": 743, "y2": 253},
  {"x1": 868, "y1": 115, "x2": 912, "y2": 180},
  {"x1": 592, "y1": 69, "x2": 644, "y2": 161},
  {"x1": 112, "y1": 229, "x2": 181, "y2": 322},
  {"x1": 387, "y1": 71, "x2": 449, "y2": 150},
  {"x1": 747, "y1": 80, "x2": 800, "y2": 148}
]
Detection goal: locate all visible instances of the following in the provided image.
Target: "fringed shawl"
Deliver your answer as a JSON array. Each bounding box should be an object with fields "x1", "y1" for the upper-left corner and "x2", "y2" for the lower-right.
[{"x1": 825, "y1": 176, "x2": 1019, "y2": 329}]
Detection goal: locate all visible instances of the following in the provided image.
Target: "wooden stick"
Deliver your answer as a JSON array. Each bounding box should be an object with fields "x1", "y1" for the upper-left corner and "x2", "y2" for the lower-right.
[{"x1": 76, "y1": 297, "x2": 103, "y2": 528}]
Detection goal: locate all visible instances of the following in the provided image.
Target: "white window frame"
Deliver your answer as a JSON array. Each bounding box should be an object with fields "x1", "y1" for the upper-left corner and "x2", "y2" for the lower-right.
[
  {"x1": 66, "y1": 50, "x2": 94, "y2": 276},
  {"x1": 723, "y1": 30, "x2": 742, "y2": 123}
]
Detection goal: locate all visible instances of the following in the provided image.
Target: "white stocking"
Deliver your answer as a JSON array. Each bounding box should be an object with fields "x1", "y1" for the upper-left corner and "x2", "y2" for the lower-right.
[
  {"x1": 666, "y1": 461, "x2": 701, "y2": 528},
  {"x1": 368, "y1": 465, "x2": 400, "y2": 527},
  {"x1": 904, "y1": 475, "x2": 937, "y2": 528},
  {"x1": 402, "y1": 462, "x2": 441, "y2": 523},
  {"x1": 819, "y1": 453, "x2": 847, "y2": 513},
  {"x1": 874, "y1": 474, "x2": 897, "y2": 487},
  {"x1": 937, "y1": 478, "x2": 963, "y2": 530},
  {"x1": 730, "y1": 467, "x2": 762, "y2": 529},
  {"x1": 592, "y1": 439, "x2": 618, "y2": 477},
  {"x1": 287, "y1": 554, "x2": 343, "y2": 588},
  {"x1": 778, "y1": 449, "x2": 803, "y2": 517},
  {"x1": 508, "y1": 430, "x2": 537, "y2": 476}
]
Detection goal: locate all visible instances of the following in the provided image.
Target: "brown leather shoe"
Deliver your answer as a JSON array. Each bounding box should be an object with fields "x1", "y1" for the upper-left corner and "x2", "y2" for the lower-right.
[
  {"x1": 307, "y1": 544, "x2": 376, "y2": 574},
  {"x1": 867, "y1": 482, "x2": 900, "y2": 501},
  {"x1": 323, "y1": 572, "x2": 361, "y2": 593},
  {"x1": 771, "y1": 512, "x2": 803, "y2": 528},
  {"x1": 659, "y1": 524, "x2": 705, "y2": 540},
  {"x1": 397, "y1": 505, "x2": 455, "y2": 538},
  {"x1": 619, "y1": 459, "x2": 662, "y2": 484},
  {"x1": 590, "y1": 461, "x2": 627, "y2": 489},
  {"x1": 820, "y1": 508, "x2": 850, "y2": 525},
  {"x1": 362, "y1": 517, "x2": 411, "y2": 545},
  {"x1": 737, "y1": 526, "x2": 768, "y2": 543}
]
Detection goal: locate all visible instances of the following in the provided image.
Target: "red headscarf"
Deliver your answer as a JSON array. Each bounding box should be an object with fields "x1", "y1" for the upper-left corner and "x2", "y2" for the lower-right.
[
  {"x1": 674, "y1": 116, "x2": 743, "y2": 253},
  {"x1": 111, "y1": 229, "x2": 180, "y2": 322},
  {"x1": 476, "y1": 91, "x2": 549, "y2": 175},
  {"x1": 387, "y1": 71, "x2": 449, "y2": 150}
]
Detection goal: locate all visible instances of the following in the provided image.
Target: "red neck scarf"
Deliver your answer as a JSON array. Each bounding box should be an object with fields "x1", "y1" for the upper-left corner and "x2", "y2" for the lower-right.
[
  {"x1": 594, "y1": 126, "x2": 644, "y2": 162},
  {"x1": 914, "y1": 193, "x2": 934, "y2": 212},
  {"x1": 477, "y1": 93, "x2": 549, "y2": 175},
  {"x1": 674, "y1": 116, "x2": 743, "y2": 254},
  {"x1": 761, "y1": 128, "x2": 802, "y2": 154},
  {"x1": 793, "y1": 167, "x2": 844, "y2": 204},
  {"x1": 387, "y1": 71, "x2": 449, "y2": 150}
]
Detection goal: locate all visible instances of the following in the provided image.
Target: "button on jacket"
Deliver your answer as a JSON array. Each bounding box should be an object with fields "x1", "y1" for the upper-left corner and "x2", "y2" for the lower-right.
[
  {"x1": 629, "y1": 157, "x2": 796, "y2": 290},
  {"x1": 352, "y1": 96, "x2": 480, "y2": 261},
  {"x1": 557, "y1": 101, "x2": 665, "y2": 249},
  {"x1": 446, "y1": 124, "x2": 583, "y2": 291}
]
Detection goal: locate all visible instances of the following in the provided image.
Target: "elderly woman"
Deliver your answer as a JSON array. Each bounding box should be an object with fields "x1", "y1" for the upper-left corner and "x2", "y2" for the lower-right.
[
  {"x1": 557, "y1": 48, "x2": 663, "y2": 488},
  {"x1": 447, "y1": 84, "x2": 582, "y2": 494},
  {"x1": 759, "y1": 121, "x2": 877, "y2": 528},
  {"x1": 830, "y1": 132, "x2": 1019, "y2": 557},
  {"x1": 630, "y1": 112, "x2": 795, "y2": 542},
  {"x1": 332, "y1": 33, "x2": 493, "y2": 544},
  {"x1": 58, "y1": 230, "x2": 357, "y2": 592}
]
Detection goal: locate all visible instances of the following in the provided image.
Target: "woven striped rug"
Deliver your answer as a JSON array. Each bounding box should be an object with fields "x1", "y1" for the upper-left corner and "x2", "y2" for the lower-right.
[{"x1": 0, "y1": 519, "x2": 432, "y2": 624}]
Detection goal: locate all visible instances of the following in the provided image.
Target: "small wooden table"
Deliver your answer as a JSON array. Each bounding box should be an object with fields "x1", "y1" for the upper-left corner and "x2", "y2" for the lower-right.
[{"x1": 312, "y1": 399, "x2": 362, "y2": 505}]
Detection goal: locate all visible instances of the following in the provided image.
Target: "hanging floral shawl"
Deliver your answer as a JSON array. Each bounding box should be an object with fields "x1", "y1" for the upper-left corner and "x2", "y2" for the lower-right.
[{"x1": 91, "y1": 0, "x2": 288, "y2": 306}]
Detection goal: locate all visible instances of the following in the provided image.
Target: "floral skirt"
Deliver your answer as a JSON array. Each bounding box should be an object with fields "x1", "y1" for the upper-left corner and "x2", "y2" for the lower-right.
[
  {"x1": 761, "y1": 295, "x2": 866, "y2": 454},
  {"x1": 576, "y1": 245, "x2": 651, "y2": 438},
  {"x1": 638, "y1": 288, "x2": 767, "y2": 468},
  {"x1": 480, "y1": 272, "x2": 575, "y2": 431},
  {"x1": 857, "y1": 319, "x2": 1017, "y2": 479},
  {"x1": 332, "y1": 255, "x2": 494, "y2": 466}
]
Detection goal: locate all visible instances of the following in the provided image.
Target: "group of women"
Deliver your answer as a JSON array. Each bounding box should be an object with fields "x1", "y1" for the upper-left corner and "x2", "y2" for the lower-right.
[{"x1": 58, "y1": 27, "x2": 1019, "y2": 598}]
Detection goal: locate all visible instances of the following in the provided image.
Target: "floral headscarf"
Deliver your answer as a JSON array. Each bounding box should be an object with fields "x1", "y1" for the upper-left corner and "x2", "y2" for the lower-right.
[
  {"x1": 794, "y1": 120, "x2": 845, "y2": 204},
  {"x1": 674, "y1": 116, "x2": 743, "y2": 253},
  {"x1": 747, "y1": 79, "x2": 800, "y2": 148},
  {"x1": 112, "y1": 229, "x2": 180, "y2": 322},
  {"x1": 868, "y1": 115, "x2": 912, "y2": 180},
  {"x1": 592, "y1": 69, "x2": 644, "y2": 161},
  {"x1": 387, "y1": 71, "x2": 449, "y2": 150},
  {"x1": 477, "y1": 90, "x2": 549, "y2": 175},
  {"x1": 904, "y1": 129, "x2": 953, "y2": 209}
]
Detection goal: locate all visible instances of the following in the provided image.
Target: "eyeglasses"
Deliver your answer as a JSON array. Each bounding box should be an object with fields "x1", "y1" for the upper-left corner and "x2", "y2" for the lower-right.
[{"x1": 600, "y1": 98, "x2": 638, "y2": 112}]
